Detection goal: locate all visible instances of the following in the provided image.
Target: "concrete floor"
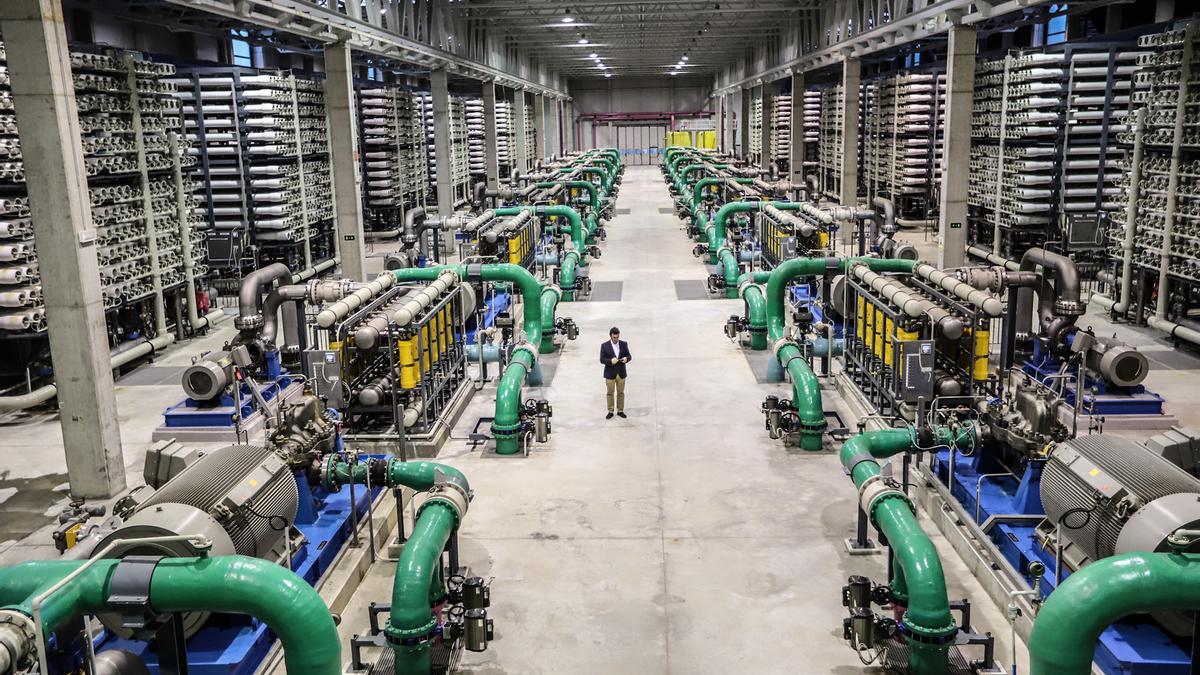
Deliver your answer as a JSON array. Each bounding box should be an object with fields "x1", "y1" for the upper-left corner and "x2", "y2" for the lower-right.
[{"x1": 5, "y1": 165, "x2": 1200, "y2": 673}]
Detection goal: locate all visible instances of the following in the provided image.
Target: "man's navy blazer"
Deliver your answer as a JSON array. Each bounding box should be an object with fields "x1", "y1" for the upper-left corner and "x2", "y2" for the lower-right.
[{"x1": 600, "y1": 340, "x2": 632, "y2": 379}]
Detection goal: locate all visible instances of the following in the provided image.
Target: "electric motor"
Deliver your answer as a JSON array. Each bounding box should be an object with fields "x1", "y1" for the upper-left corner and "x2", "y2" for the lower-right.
[
  {"x1": 1041, "y1": 435, "x2": 1200, "y2": 564},
  {"x1": 93, "y1": 444, "x2": 299, "y2": 637}
]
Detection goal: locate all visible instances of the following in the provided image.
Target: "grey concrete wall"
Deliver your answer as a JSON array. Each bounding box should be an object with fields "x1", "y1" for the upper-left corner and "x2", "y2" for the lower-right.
[{"x1": 570, "y1": 76, "x2": 713, "y2": 115}]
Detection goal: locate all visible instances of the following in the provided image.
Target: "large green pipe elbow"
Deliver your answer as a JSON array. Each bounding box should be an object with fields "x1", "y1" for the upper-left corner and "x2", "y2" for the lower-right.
[
  {"x1": 765, "y1": 257, "x2": 915, "y2": 341},
  {"x1": 711, "y1": 200, "x2": 811, "y2": 248},
  {"x1": 740, "y1": 281, "x2": 768, "y2": 350},
  {"x1": 716, "y1": 247, "x2": 740, "y2": 299},
  {"x1": 393, "y1": 264, "x2": 543, "y2": 347},
  {"x1": 560, "y1": 251, "x2": 581, "y2": 302},
  {"x1": 388, "y1": 503, "x2": 460, "y2": 675},
  {"x1": 776, "y1": 342, "x2": 825, "y2": 451},
  {"x1": 1029, "y1": 551, "x2": 1200, "y2": 675},
  {"x1": 535, "y1": 205, "x2": 585, "y2": 252},
  {"x1": 539, "y1": 286, "x2": 562, "y2": 352},
  {"x1": 0, "y1": 556, "x2": 341, "y2": 675},
  {"x1": 492, "y1": 344, "x2": 537, "y2": 454},
  {"x1": 838, "y1": 427, "x2": 976, "y2": 674},
  {"x1": 537, "y1": 181, "x2": 599, "y2": 213}
]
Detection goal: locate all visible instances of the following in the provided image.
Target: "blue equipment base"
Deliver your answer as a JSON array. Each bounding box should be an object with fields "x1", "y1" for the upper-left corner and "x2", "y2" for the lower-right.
[
  {"x1": 1023, "y1": 350, "x2": 1165, "y2": 417},
  {"x1": 929, "y1": 451, "x2": 1192, "y2": 674},
  {"x1": 464, "y1": 291, "x2": 511, "y2": 345},
  {"x1": 91, "y1": 470, "x2": 382, "y2": 675},
  {"x1": 161, "y1": 375, "x2": 296, "y2": 429}
]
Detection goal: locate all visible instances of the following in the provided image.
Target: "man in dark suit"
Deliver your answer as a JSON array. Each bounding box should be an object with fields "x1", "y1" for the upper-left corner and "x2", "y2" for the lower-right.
[{"x1": 600, "y1": 326, "x2": 631, "y2": 419}]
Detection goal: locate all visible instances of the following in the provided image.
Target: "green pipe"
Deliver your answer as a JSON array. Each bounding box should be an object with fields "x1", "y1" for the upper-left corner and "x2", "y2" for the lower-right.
[
  {"x1": 716, "y1": 247, "x2": 740, "y2": 299},
  {"x1": 322, "y1": 455, "x2": 468, "y2": 494},
  {"x1": 839, "y1": 426, "x2": 973, "y2": 674},
  {"x1": 535, "y1": 181, "x2": 598, "y2": 213},
  {"x1": 389, "y1": 502, "x2": 458, "y2": 675},
  {"x1": 539, "y1": 285, "x2": 562, "y2": 353},
  {"x1": 0, "y1": 556, "x2": 341, "y2": 674},
  {"x1": 574, "y1": 166, "x2": 612, "y2": 193},
  {"x1": 493, "y1": 344, "x2": 537, "y2": 454},
  {"x1": 691, "y1": 177, "x2": 752, "y2": 213},
  {"x1": 763, "y1": 257, "x2": 916, "y2": 450},
  {"x1": 496, "y1": 204, "x2": 585, "y2": 252},
  {"x1": 1029, "y1": 551, "x2": 1200, "y2": 675},
  {"x1": 739, "y1": 279, "x2": 768, "y2": 350},
  {"x1": 560, "y1": 250, "x2": 581, "y2": 301},
  {"x1": 710, "y1": 200, "x2": 809, "y2": 250},
  {"x1": 393, "y1": 263, "x2": 543, "y2": 347}
]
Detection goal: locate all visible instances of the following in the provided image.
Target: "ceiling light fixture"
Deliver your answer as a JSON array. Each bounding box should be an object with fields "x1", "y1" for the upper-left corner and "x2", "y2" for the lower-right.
[
  {"x1": 682, "y1": 55, "x2": 689, "y2": 61},
  {"x1": 604, "y1": 73, "x2": 612, "y2": 78},
  {"x1": 578, "y1": 36, "x2": 589, "y2": 45},
  {"x1": 589, "y1": 52, "x2": 597, "y2": 58},
  {"x1": 562, "y1": 7, "x2": 574, "y2": 23}
]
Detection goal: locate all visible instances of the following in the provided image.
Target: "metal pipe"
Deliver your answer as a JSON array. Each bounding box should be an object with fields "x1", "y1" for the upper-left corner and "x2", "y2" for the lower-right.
[
  {"x1": 912, "y1": 262, "x2": 1006, "y2": 317},
  {"x1": 235, "y1": 263, "x2": 292, "y2": 333},
  {"x1": 0, "y1": 334, "x2": 174, "y2": 410},
  {"x1": 851, "y1": 264, "x2": 965, "y2": 339}
]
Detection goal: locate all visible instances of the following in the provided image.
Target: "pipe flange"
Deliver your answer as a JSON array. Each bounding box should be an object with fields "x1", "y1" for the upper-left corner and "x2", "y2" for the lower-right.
[
  {"x1": 772, "y1": 338, "x2": 800, "y2": 362},
  {"x1": 511, "y1": 341, "x2": 539, "y2": 363},
  {"x1": 0, "y1": 609, "x2": 36, "y2": 671},
  {"x1": 901, "y1": 615, "x2": 959, "y2": 644},
  {"x1": 384, "y1": 615, "x2": 438, "y2": 647},
  {"x1": 737, "y1": 277, "x2": 758, "y2": 298},
  {"x1": 417, "y1": 479, "x2": 471, "y2": 527},
  {"x1": 1054, "y1": 299, "x2": 1086, "y2": 317},
  {"x1": 542, "y1": 284, "x2": 563, "y2": 304},
  {"x1": 234, "y1": 314, "x2": 264, "y2": 331},
  {"x1": 858, "y1": 475, "x2": 914, "y2": 522}
]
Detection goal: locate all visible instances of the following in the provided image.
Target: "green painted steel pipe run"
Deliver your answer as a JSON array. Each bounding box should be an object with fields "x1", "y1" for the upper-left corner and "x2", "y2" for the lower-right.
[
  {"x1": 539, "y1": 285, "x2": 562, "y2": 352},
  {"x1": 710, "y1": 201, "x2": 809, "y2": 252},
  {"x1": 736, "y1": 273, "x2": 768, "y2": 350},
  {"x1": 493, "y1": 343, "x2": 538, "y2": 454},
  {"x1": 764, "y1": 257, "x2": 916, "y2": 450},
  {"x1": 0, "y1": 556, "x2": 341, "y2": 674},
  {"x1": 535, "y1": 181, "x2": 599, "y2": 213},
  {"x1": 320, "y1": 456, "x2": 472, "y2": 675},
  {"x1": 716, "y1": 247, "x2": 740, "y2": 299},
  {"x1": 560, "y1": 250, "x2": 582, "y2": 301},
  {"x1": 392, "y1": 264, "x2": 544, "y2": 348},
  {"x1": 692, "y1": 177, "x2": 753, "y2": 217},
  {"x1": 839, "y1": 426, "x2": 974, "y2": 675},
  {"x1": 495, "y1": 205, "x2": 585, "y2": 253},
  {"x1": 1029, "y1": 551, "x2": 1200, "y2": 675}
]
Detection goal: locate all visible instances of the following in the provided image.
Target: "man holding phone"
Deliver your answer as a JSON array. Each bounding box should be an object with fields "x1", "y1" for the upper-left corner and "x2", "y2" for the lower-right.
[{"x1": 600, "y1": 326, "x2": 631, "y2": 419}]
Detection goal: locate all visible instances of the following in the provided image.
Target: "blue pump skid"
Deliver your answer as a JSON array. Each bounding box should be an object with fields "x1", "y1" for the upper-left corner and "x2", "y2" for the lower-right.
[
  {"x1": 929, "y1": 451, "x2": 1192, "y2": 674},
  {"x1": 89, "y1": 463, "x2": 384, "y2": 675},
  {"x1": 1023, "y1": 341, "x2": 1166, "y2": 417}
]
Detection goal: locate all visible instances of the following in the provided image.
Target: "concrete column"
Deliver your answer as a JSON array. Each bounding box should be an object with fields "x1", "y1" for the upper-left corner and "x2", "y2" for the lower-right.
[
  {"x1": 482, "y1": 79, "x2": 499, "y2": 189},
  {"x1": 534, "y1": 95, "x2": 548, "y2": 161},
  {"x1": 551, "y1": 97, "x2": 562, "y2": 157},
  {"x1": 790, "y1": 71, "x2": 806, "y2": 184},
  {"x1": 739, "y1": 88, "x2": 751, "y2": 160},
  {"x1": 431, "y1": 67, "x2": 453, "y2": 217},
  {"x1": 720, "y1": 93, "x2": 729, "y2": 153},
  {"x1": 0, "y1": 0, "x2": 125, "y2": 498},
  {"x1": 760, "y1": 86, "x2": 773, "y2": 173},
  {"x1": 513, "y1": 89, "x2": 529, "y2": 173},
  {"x1": 840, "y1": 57, "x2": 861, "y2": 207},
  {"x1": 937, "y1": 24, "x2": 976, "y2": 268},
  {"x1": 323, "y1": 41, "x2": 365, "y2": 280},
  {"x1": 718, "y1": 95, "x2": 726, "y2": 152}
]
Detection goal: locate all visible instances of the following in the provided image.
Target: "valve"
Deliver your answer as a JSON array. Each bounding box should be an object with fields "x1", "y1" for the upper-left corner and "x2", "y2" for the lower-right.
[
  {"x1": 585, "y1": 245, "x2": 602, "y2": 259},
  {"x1": 841, "y1": 575, "x2": 898, "y2": 653},
  {"x1": 522, "y1": 399, "x2": 553, "y2": 443},
  {"x1": 51, "y1": 500, "x2": 106, "y2": 553},
  {"x1": 577, "y1": 276, "x2": 593, "y2": 298},
  {"x1": 724, "y1": 315, "x2": 747, "y2": 341},
  {"x1": 555, "y1": 317, "x2": 579, "y2": 341},
  {"x1": 691, "y1": 243, "x2": 708, "y2": 258},
  {"x1": 792, "y1": 305, "x2": 815, "y2": 333},
  {"x1": 706, "y1": 274, "x2": 727, "y2": 295},
  {"x1": 761, "y1": 396, "x2": 800, "y2": 440}
]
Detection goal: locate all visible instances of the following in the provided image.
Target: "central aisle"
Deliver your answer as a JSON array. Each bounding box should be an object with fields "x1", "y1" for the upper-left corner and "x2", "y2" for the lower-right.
[{"x1": 352, "y1": 165, "x2": 1022, "y2": 674}]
